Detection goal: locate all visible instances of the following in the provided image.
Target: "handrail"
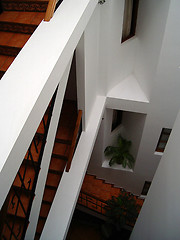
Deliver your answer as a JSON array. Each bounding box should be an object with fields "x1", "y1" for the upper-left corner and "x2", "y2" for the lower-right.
[
  {"x1": 44, "y1": 0, "x2": 57, "y2": 22},
  {"x1": 78, "y1": 190, "x2": 143, "y2": 227},
  {"x1": 78, "y1": 191, "x2": 107, "y2": 215},
  {"x1": 66, "y1": 110, "x2": 82, "y2": 172}
]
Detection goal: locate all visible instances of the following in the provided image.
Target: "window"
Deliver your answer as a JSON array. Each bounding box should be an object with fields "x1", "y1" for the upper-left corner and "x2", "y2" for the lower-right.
[
  {"x1": 156, "y1": 128, "x2": 172, "y2": 153},
  {"x1": 111, "y1": 110, "x2": 123, "y2": 132},
  {"x1": 121, "y1": 0, "x2": 139, "y2": 43},
  {"x1": 141, "y1": 181, "x2": 151, "y2": 196}
]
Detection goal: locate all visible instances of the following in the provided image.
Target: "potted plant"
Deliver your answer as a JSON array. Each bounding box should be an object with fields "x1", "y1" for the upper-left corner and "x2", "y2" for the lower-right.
[
  {"x1": 104, "y1": 135, "x2": 135, "y2": 168},
  {"x1": 102, "y1": 191, "x2": 140, "y2": 239}
]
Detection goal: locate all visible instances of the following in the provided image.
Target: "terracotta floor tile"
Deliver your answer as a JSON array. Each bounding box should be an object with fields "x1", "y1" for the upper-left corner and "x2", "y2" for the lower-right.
[
  {"x1": 1, "y1": 56, "x2": 15, "y2": 71},
  {"x1": 8, "y1": 33, "x2": 31, "y2": 48},
  {"x1": 0, "y1": 32, "x2": 14, "y2": 45},
  {"x1": 31, "y1": 12, "x2": 45, "y2": 25},
  {"x1": 0, "y1": 11, "x2": 20, "y2": 22}
]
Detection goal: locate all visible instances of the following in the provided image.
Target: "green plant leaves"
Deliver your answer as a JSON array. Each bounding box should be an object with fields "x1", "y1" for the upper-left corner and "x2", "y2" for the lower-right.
[
  {"x1": 104, "y1": 135, "x2": 135, "y2": 169},
  {"x1": 105, "y1": 192, "x2": 140, "y2": 231}
]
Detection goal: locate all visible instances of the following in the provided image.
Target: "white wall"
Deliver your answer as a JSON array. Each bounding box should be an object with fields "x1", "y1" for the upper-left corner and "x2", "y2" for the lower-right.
[
  {"x1": 134, "y1": 0, "x2": 170, "y2": 99},
  {"x1": 98, "y1": 0, "x2": 138, "y2": 95},
  {"x1": 84, "y1": 6, "x2": 100, "y2": 128},
  {"x1": 88, "y1": 0, "x2": 180, "y2": 195},
  {"x1": 88, "y1": 109, "x2": 146, "y2": 192},
  {"x1": 131, "y1": 100, "x2": 180, "y2": 240}
]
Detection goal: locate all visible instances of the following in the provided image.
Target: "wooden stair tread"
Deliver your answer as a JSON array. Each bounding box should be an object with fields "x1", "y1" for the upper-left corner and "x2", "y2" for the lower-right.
[
  {"x1": 48, "y1": 168, "x2": 63, "y2": 176},
  {"x1": 52, "y1": 153, "x2": 68, "y2": 161},
  {"x1": 0, "y1": 11, "x2": 44, "y2": 25},
  {"x1": 39, "y1": 202, "x2": 51, "y2": 218},
  {"x1": 49, "y1": 157, "x2": 66, "y2": 172},
  {"x1": 2, "y1": 0, "x2": 48, "y2": 2},
  {"x1": 2, "y1": 0, "x2": 48, "y2": 13},
  {"x1": 42, "y1": 188, "x2": 56, "y2": 202},
  {"x1": 45, "y1": 184, "x2": 57, "y2": 190},
  {"x1": 45, "y1": 172, "x2": 61, "y2": 188},
  {"x1": 0, "y1": 54, "x2": 15, "y2": 72},
  {"x1": 55, "y1": 138, "x2": 72, "y2": 145},
  {"x1": 52, "y1": 142, "x2": 70, "y2": 157},
  {"x1": 0, "y1": 31, "x2": 30, "y2": 46}
]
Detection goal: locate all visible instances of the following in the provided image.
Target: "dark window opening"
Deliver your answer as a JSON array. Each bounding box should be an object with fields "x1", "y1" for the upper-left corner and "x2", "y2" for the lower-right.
[
  {"x1": 111, "y1": 110, "x2": 123, "y2": 132},
  {"x1": 156, "y1": 128, "x2": 172, "y2": 153},
  {"x1": 141, "y1": 181, "x2": 151, "y2": 196},
  {"x1": 121, "y1": 0, "x2": 139, "y2": 43}
]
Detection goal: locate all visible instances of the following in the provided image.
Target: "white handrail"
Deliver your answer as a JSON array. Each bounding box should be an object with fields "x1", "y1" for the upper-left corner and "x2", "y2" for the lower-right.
[{"x1": 0, "y1": 0, "x2": 98, "y2": 210}]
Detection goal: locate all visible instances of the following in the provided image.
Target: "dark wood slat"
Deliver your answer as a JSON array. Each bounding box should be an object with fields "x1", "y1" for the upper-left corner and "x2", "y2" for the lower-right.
[{"x1": 66, "y1": 110, "x2": 82, "y2": 172}]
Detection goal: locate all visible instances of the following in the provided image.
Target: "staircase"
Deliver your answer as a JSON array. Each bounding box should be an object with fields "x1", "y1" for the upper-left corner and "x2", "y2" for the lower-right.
[
  {"x1": 35, "y1": 100, "x2": 78, "y2": 240},
  {"x1": 0, "y1": 0, "x2": 48, "y2": 79},
  {"x1": 0, "y1": 91, "x2": 56, "y2": 239},
  {"x1": 0, "y1": 98, "x2": 78, "y2": 239},
  {"x1": 80, "y1": 174, "x2": 144, "y2": 207}
]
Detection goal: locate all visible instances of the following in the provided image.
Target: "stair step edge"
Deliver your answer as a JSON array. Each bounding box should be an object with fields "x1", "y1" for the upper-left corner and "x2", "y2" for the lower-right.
[
  {"x1": 52, "y1": 153, "x2": 68, "y2": 161},
  {"x1": 42, "y1": 200, "x2": 52, "y2": 205},
  {"x1": 48, "y1": 168, "x2": 63, "y2": 175}
]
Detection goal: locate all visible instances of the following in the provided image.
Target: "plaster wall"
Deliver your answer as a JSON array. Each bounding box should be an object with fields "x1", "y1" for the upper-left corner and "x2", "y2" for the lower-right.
[
  {"x1": 131, "y1": 99, "x2": 180, "y2": 240},
  {"x1": 134, "y1": 0, "x2": 180, "y2": 183},
  {"x1": 98, "y1": 0, "x2": 138, "y2": 95},
  {"x1": 88, "y1": 0, "x2": 180, "y2": 195},
  {"x1": 84, "y1": 7, "x2": 100, "y2": 128},
  {"x1": 134, "y1": 0, "x2": 170, "y2": 99},
  {"x1": 88, "y1": 109, "x2": 146, "y2": 192}
]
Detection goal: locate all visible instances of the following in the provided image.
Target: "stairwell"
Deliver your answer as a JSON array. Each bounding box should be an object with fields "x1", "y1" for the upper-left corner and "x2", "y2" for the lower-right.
[
  {"x1": 0, "y1": 93, "x2": 55, "y2": 239},
  {"x1": 0, "y1": 97, "x2": 78, "y2": 239},
  {"x1": 0, "y1": 2, "x2": 80, "y2": 238},
  {"x1": 35, "y1": 100, "x2": 78, "y2": 240},
  {"x1": 78, "y1": 174, "x2": 144, "y2": 217},
  {"x1": 0, "y1": 0, "x2": 48, "y2": 79}
]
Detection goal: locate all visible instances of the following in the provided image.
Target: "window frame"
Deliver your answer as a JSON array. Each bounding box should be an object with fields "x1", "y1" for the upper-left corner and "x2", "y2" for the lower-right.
[{"x1": 121, "y1": 0, "x2": 139, "y2": 43}]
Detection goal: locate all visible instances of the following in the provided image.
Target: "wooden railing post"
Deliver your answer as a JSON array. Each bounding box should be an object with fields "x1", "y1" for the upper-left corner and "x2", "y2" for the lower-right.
[
  {"x1": 44, "y1": 0, "x2": 57, "y2": 22},
  {"x1": 66, "y1": 110, "x2": 82, "y2": 172}
]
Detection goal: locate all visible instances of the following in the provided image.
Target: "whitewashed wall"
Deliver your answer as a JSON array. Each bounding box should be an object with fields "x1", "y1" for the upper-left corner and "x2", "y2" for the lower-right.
[
  {"x1": 87, "y1": 0, "x2": 180, "y2": 195},
  {"x1": 98, "y1": 0, "x2": 138, "y2": 95},
  {"x1": 134, "y1": 0, "x2": 170, "y2": 99},
  {"x1": 131, "y1": 111, "x2": 180, "y2": 239}
]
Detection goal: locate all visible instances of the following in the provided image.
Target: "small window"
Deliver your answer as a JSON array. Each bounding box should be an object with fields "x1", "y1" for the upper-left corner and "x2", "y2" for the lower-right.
[
  {"x1": 141, "y1": 181, "x2": 151, "y2": 196},
  {"x1": 111, "y1": 110, "x2": 123, "y2": 132},
  {"x1": 156, "y1": 128, "x2": 172, "y2": 153},
  {"x1": 121, "y1": 0, "x2": 139, "y2": 43}
]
